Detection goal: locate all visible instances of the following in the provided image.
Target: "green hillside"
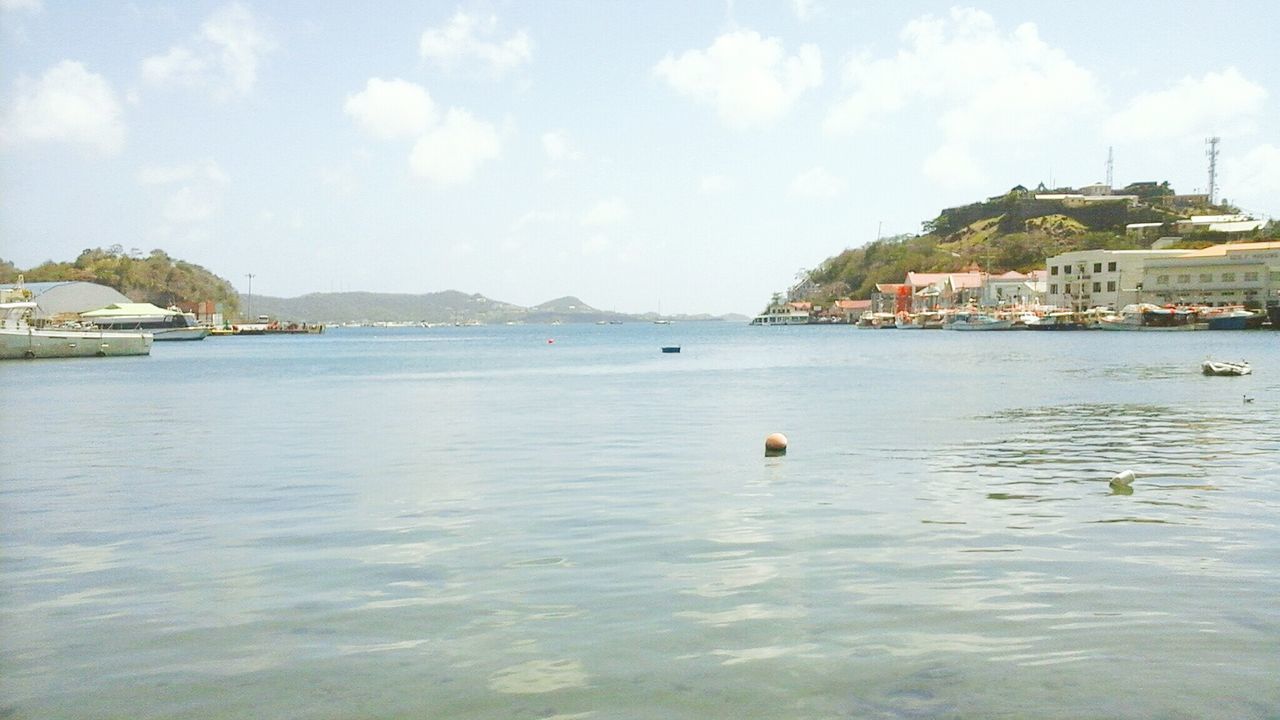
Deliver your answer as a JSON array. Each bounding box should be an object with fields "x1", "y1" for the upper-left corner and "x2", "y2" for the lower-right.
[
  {"x1": 1, "y1": 246, "x2": 241, "y2": 313},
  {"x1": 799, "y1": 183, "x2": 1275, "y2": 304}
]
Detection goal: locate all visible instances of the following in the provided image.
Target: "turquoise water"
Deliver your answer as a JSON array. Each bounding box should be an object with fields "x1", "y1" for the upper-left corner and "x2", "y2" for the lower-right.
[{"x1": 2, "y1": 324, "x2": 1279, "y2": 719}]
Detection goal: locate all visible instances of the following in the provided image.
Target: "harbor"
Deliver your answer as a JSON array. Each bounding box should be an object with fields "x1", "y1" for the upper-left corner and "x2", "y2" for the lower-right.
[{"x1": 3, "y1": 321, "x2": 1277, "y2": 718}]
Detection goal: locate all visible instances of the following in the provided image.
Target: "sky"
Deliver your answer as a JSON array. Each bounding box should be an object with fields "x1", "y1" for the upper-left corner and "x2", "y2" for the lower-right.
[{"x1": 1, "y1": 1, "x2": 1277, "y2": 315}]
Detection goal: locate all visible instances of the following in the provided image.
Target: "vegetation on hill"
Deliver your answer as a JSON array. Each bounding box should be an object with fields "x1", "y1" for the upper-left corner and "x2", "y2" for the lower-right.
[
  {"x1": 0, "y1": 246, "x2": 241, "y2": 314},
  {"x1": 797, "y1": 184, "x2": 1273, "y2": 303}
]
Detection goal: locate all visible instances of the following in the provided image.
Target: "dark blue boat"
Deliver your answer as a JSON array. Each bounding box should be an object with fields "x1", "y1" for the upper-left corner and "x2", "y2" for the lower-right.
[{"x1": 661, "y1": 346, "x2": 680, "y2": 353}]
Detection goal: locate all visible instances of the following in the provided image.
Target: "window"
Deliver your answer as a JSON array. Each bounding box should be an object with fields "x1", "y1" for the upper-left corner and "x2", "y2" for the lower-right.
[
  {"x1": 1064, "y1": 265, "x2": 1072, "y2": 274},
  {"x1": 1245, "y1": 272, "x2": 1259, "y2": 282},
  {"x1": 1177, "y1": 274, "x2": 1191, "y2": 284},
  {"x1": 1049, "y1": 283, "x2": 1058, "y2": 295},
  {"x1": 1107, "y1": 262, "x2": 1117, "y2": 271},
  {"x1": 1157, "y1": 275, "x2": 1169, "y2": 285},
  {"x1": 1092, "y1": 282, "x2": 1101, "y2": 292},
  {"x1": 1093, "y1": 262, "x2": 1102, "y2": 273},
  {"x1": 1222, "y1": 272, "x2": 1236, "y2": 282},
  {"x1": 1050, "y1": 265, "x2": 1059, "y2": 275},
  {"x1": 1199, "y1": 273, "x2": 1212, "y2": 283},
  {"x1": 1107, "y1": 281, "x2": 1116, "y2": 291}
]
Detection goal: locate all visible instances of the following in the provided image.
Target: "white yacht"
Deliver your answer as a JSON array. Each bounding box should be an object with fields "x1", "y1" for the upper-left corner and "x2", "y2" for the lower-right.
[
  {"x1": 80, "y1": 303, "x2": 210, "y2": 340},
  {"x1": 2, "y1": 300, "x2": 152, "y2": 359}
]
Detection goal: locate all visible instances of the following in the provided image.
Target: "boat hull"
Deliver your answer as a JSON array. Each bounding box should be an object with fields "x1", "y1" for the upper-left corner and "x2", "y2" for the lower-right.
[
  {"x1": 1, "y1": 328, "x2": 152, "y2": 359},
  {"x1": 1207, "y1": 315, "x2": 1264, "y2": 330},
  {"x1": 1202, "y1": 360, "x2": 1251, "y2": 376}
]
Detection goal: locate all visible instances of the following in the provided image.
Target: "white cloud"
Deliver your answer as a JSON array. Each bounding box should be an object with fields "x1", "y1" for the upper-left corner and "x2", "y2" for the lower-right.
[
  {"x1": 580, "y1": 197, "x2": 630, "y2": 227},
  {"x1": 512, "y1": 209, "x2": 561, "y2": 231},
  {"x1": 137, "y1": 159, "x2": 229, "y2": 186},
  {"x1": 141, "y1": 2, "x2": 272, "y2": 99},
  {"x1": 791, "y1": 0, "x2": 820, "y2": 22},
  {"x1": 1224, "y1": 144, "x2": 1280, "y2": 216},
  {"x1": 419, "y1": 10, "x2": 531, "y2": 76},
  {"x1": 1106, "y1": 67, "x2": 1267, "y2": 142},
  {"x1": 828, "y1": 8, "x2": 1100, "y2": 136},
  {"x1": 700, "y1": 174, "x2": 733, "y2": 194},
  {"x1": 541, "y1": 130, "x2": 581, "y2": 162},
  {"x1": 1, "y1": 60, "x2": 124, "y2": 154},
  {"x1": 142, "y1": 46, "x2": 208, "y2": 89},
  {"x1": 1, "y1": 0, "x2": 42, "y2": 12},
  {"x1": 789, "y1": 166, "x2": 846, "y2": 198},
  {"x1": 409, "y1": 108, "x2": 501, "y2": 185},
  {"x1": 582, "y1": 234, "x2": 613, "y2": 256},
  {"x1": 922, "y1": 144, "x2": 985, "y2": 189},
  {"x1": 653, "y1": 30, "x2": 822, "y2": 129},
  {"x1": 344, "y1": 78, "x2": 436, "y2": 140},
  {"x1": 137, "y1": 159, "x2": 230, "y2": 225},
  {"x1": 824, "y1": 7, "x2": 1101, "y2": 191}
]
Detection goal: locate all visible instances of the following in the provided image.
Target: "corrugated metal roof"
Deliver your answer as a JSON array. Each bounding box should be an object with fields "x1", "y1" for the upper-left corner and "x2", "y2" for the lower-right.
[{"x1": 0, "y1": 281, "x2": 130, "y2": 317}]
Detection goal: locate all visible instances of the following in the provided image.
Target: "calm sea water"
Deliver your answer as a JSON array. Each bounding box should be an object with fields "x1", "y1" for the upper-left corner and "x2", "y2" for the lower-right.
[{"x1": 2, "y1": 323, "x2": 1279, "y2": 719}]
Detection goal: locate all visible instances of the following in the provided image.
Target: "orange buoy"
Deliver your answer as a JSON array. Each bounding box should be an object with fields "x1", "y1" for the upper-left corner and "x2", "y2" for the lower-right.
[{"x1": 765, "y1": 432, "x2": 788, "y2": 456}]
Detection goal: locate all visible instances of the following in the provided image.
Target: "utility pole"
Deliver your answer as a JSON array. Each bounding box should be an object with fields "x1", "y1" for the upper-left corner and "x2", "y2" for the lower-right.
[
  {"x1": 1206, "y1": 136, "x2": 1220, "y2": 205},
  {"x1": 245, "y1": 273, "x2": 255, "y2": 321}
]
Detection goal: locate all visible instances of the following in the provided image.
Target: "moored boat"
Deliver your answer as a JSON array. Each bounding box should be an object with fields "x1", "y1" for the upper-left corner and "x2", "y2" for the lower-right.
[
  {"x1": 945, "y1": 311, "x2": 1012, "y2": 331},
  {"x1": 1203, "y1": 307, "x2": 1264, "y2": 330},
  {"x1": 2, "y1": 301, "x2": 152, "y2": 359},
  {"x1": 1096, "y1": 304, "x2": 1204, "y2": 331},
  {"x1": 1024, "y1": 311, "x2": 1086, "y2": 330},
  {"x1": 80, "y1": 302, "x2": 210, "y2": 340}
]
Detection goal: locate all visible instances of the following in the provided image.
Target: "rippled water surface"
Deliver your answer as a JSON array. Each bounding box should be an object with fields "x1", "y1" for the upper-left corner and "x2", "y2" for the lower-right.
[{"x1": 3, "y1": 324, "x2": 1279, "y2": 718}]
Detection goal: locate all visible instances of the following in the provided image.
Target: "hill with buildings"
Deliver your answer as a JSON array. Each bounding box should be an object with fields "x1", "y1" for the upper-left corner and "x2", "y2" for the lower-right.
[{"x1": 793, "y1": 182, "x2": 1275, "y2": 307}]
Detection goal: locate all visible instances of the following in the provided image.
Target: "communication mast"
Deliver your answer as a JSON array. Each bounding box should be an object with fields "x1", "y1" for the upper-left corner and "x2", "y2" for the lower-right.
[
  {"x1": 1205, "y1": 136, "x2": 1220, "y2": 204},
  {"x1": 1105, "y1": 146, "x2": 1114, "y2": 189}
]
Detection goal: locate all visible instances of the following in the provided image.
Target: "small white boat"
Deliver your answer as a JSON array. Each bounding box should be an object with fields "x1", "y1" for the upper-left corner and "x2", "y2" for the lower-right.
[
  {"x1": 1202, "y1": 359, "x2": 1251, "y2": 376},
  {"x1": 945, "y1": 311, "x2": 1012, "y2": 331},
  {"x1": 1, "y1": 301, "x2": 152, "y2": 359}
]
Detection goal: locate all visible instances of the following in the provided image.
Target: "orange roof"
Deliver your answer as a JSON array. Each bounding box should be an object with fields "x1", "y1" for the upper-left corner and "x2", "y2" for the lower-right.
[{"x1": 1177, "y1": 241, "x2": 1280, "y2": 258}]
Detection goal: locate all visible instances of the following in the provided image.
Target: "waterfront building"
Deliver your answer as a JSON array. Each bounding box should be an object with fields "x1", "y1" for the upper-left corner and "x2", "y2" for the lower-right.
[
  {"x1": 903, "y1": 271, "x2": 985, "y2": 309},
  {"x1": 1140, "y1": 241, "x2": 1280, "y2": 308},
  {"x1": 1044, "y1": 249, "x2": 1186, "y2": 310},
  {"x1": 982, "y1": 270, "x2": 1047, "y2": 307}
]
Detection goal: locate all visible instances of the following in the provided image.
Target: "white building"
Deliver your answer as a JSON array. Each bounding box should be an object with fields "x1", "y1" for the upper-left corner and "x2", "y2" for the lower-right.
[
  {"x1": 1174, "y1": 214, "x2": 1265, "y2": 234},
  {"x1": 1141, "y1": 241, "x2": 1280, "y2": 308},
  {"x1": 1044, "y1": 249, "x2": 1186, "y2": 310},
  {"x1": 983, "y1": 270, "x2": 1047, "y2": 307}
]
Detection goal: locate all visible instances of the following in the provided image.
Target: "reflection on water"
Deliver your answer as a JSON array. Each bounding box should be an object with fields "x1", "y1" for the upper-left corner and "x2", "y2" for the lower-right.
[{"x1": 2, "y1": 326, "x2": 1279, "y2": 719}]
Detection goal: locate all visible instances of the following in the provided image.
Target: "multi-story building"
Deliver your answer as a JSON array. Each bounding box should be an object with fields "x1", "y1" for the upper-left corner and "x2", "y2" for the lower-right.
[
  {"x1": 1044, "y1": 249, "x2": 1186, "y2": 310},
  {"x1": 1140, "y1": 241, "x2": 1280, "y2": 308}
]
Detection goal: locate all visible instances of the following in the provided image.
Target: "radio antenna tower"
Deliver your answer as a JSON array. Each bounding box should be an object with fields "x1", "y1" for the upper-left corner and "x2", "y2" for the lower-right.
[
  {"x1": 1105, "y1": 146, "x2": 1114, "y2": 189},
  {"x1": 1205, "y1": 136, "x2": 1220, "y2": 204}
]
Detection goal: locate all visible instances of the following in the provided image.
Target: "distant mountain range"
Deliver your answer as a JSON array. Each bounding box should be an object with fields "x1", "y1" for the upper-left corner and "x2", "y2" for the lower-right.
[{"x1": 246, "y1": 291, "x2": 748, "y2": 324}]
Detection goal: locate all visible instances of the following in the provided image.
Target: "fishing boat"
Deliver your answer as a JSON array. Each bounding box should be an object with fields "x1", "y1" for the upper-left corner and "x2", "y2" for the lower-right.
[
  {"x1": 1024, "y1": 311, "x2": 1086, "y2": 330},
  {"x1": 661, "y1": 346, "x2": 681, "y2": 353},
  {"x1": 1, "y1": 300, "x2": 152, "y2": 359},
  {"x1": 1203, "y1": 307, "x2": 1264, "y2": 330},
  {"x1": 945, "y1": 311, "x2": 1012, "y2": 331},
  {"x1": 1201, "y1": 359, "x2": 1251, "y2": 376},
  {"x1": 1096, "y1": 304, "x2": 1203, "y2": 331}
]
